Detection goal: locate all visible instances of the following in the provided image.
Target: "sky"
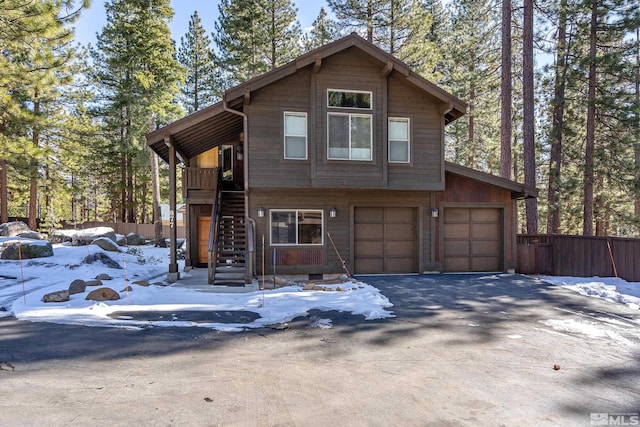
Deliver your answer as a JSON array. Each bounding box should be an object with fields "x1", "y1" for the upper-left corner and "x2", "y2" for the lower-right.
[{"x1": 73, "y1": 0, "x2": 332, "y2": 47}]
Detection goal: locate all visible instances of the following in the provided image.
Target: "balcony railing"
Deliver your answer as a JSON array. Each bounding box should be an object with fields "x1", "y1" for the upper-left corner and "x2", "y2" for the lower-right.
[{"x1": 183, "y1": 167, "x2": 219, "y2": 194}]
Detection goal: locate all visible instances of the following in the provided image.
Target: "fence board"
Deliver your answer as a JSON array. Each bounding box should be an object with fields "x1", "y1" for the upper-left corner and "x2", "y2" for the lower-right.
[
  {"x1": 63, "y1": 222, "x2": 185, "y2": 240},
  {"x1": 517, "y1": 234, "x2": 640, "y2": 282}
]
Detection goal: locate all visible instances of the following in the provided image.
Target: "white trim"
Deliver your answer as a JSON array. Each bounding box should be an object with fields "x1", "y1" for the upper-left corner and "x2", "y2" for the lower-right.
[
  {"x1": 388, "y1": 117, "x2": 410, "y2": 163},
  {"x1": 283, "y1": 111, "x2": 308, "y2": 160},
  {"x1": 270, "y1": 209, "x2": 324, "y2": 246},
  {"x1": 327, "y1": 112, "x2": 373, "y2": 161},
  {"x1": 327, "y1": 89, "x2": 373, "y2": 110}
]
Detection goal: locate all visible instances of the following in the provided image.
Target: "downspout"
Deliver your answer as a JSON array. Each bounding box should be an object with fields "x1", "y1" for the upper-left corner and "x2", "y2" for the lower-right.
[{"x1": 223, "y1": 93, "x2": 255, "y2": 282}]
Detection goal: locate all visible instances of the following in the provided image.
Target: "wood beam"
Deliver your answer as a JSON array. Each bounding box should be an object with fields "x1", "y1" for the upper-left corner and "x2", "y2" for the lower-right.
[
  {"x1": 166, "y1": 134, "x2": 179, "y2": 281},
  {"x1": 313, "y1": 55, "x2": 322, "y2": 74},
  {"x1": 438, "y1": 102, "x2": 454, "y2": 116},
  {"x1": 381, "y1": 61, "x2": 393, "y2": 78},
  {"x1": 243, "y1": 88, "x2": 251, "y2": 105}
]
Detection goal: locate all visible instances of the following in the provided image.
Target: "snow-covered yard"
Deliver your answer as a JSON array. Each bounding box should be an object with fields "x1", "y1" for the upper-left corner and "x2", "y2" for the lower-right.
[
  {"x1": 0, "y1": 238, "x2": 394, "y2": 331},
  {"x1": 1, "y1": 236, "x2": 639, "y2": 331}
]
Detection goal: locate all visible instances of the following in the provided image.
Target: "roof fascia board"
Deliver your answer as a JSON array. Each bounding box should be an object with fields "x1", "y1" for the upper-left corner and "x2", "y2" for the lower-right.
[{"x1": 445, "y1": 161, "x2": 538, "y2": 198}]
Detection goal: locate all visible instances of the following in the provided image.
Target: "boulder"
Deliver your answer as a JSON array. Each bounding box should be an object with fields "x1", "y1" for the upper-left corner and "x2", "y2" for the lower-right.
[
  {"x1": 43, "y1": 290, "x2": 70, "y2": 303},
  {"x1": 19, "y1": 231, "x2": 46, "y2": 240},
  {"x1": 126, "y1": 232, "x2": 146, "y2": 246},
  {"x1": 86, "y1": 287, "x2": 120, "y2": 301},
  {"x1": 84, "y1": 279, "x2": 103, "y2": 287},
  {"x1": 71, "y1": 227, "x2": 116, "y2": 246},
  {"x1": 0, "y1": 221, "x2": 30, "y2": 237},
  {"x1": 49, "y1": 229, "x2": 75, "y2": 244},
  {"x1": 121, "y1": 286, "x2": 133, "y2": 292},
  {"x1": 68, "y1": 279, "x2": 87, "y2": 295},
  {"x1": 132, "y1": 280, "x2": 150, "y2": 287},
  {"x1": 0, "y1": 240, "x2": 54, "y2": 260},
  {"x1": 116, "y1": 234, "x2": 127, "y2": 246},
  {"x1": 83, "y1": 253, "x2": 122, "y2": 269},
  {"x1": 95, "y1": 273, "x2": 113, "y2": 281},
  {"x1": 91, "y1": 237, "x2": 121, "y2": 252}
]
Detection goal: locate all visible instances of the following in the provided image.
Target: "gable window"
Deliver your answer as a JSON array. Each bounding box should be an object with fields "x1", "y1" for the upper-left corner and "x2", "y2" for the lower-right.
[
  {"x1": 271, "y1": 210, "x2": 323, "y2": 245},
  {"x1": 388, "y1": 117, "x2": 410, "y2": 163},
  {"x1": 284, "y1": 112, "x2": 307, "y2": 159},
  {"x1": 327, "y1": 90, "x2": 372, "y2": 109}
]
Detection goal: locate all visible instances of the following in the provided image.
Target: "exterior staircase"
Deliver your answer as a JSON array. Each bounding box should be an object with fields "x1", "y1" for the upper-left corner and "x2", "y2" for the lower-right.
[{"x1": 211, "y1": 191, "x2": 247, "y2": 285}]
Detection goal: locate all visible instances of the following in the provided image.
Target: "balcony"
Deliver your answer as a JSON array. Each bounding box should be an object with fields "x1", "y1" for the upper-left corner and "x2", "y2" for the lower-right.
[{"x1": 183, "y1": 167, "x2": 219, "y2": 197}]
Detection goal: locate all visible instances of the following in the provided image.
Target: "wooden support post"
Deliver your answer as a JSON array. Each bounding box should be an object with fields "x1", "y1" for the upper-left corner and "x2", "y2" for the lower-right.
[{"x1": 166, "y1": 135, "x2": 180, "y2": 282}]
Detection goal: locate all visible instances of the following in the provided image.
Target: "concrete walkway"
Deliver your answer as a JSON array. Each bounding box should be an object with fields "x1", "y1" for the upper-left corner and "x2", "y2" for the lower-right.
[{"x1": 0, "y1": 274, "x2": 638, "y2": 426}]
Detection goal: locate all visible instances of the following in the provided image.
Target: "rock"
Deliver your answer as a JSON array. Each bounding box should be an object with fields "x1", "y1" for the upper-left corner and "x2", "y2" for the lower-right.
[
  {"x1": 19, "y1": 231, "x2": 46, "y2": 240},
  {"x1": 151, "y1": 282, "x2": 165, "y2": 287},
  {"x1": 85, "y1": 287, "x2": 120, "y2": 301},
  {"x1": 91, "y1": 237, "x2": 121, "y2": 252},
  {"x1": 176, "y1": 238, "x2": 185, "y2": 249},
  {"x1": 121, "y1": 286, "x2": 133, "y2": 292},
  {"x1": 132, "y1": 280, "x2": 150, "y2": 287},
  {"x1": 95, "y1": 273, "x2": 113, "y2": 281},
  {"x1": 0, "y1": 221, "x2": 30, "y2": 237},
  {"x1": 49, "y1": 229, "x2": 75, "y2": 244},
  {"x1": 84, "y1": 279, "x2": 103, "y2": 287},
  {"x1": 303, "y1": 284, "x2": 314, "y2": 290},
  {"x1": 43, "y1": 290, "x2": 70, "y2": 303},
  {"x1": 126, "y1": 232, "x2": 146, "y2": 246},
  {"x1": 116, "y1": 234, "x2": 127, "y2": 246},
  {"x1": 71, "y1": 227, "x2": 116, "y2": 246},
  {"x1": 83, "y1": 253, "x2": 122, "y2": 269},
  {"x1": 0, "y1": 240, "x2": 54, "y2": 260},
  {"x1": 68, "y1": 279, "x2": 87, "y2": 295}
]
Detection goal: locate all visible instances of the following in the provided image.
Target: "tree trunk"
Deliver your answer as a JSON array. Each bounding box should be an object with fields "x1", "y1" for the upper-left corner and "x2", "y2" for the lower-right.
[
  {"x1": 547, "y1": 0, "x2": 568, "y2": 234},
  {"x1": 468, "y1": 84, "x2": 476, "y2": 168},
  {"x1": 28, "y1": 96, "x2": 40, "y2": 231},
  {"x1": 635, "y1": 25, "x2": 640, "y2": 237},
  {"x1": 500, "y1": 0, "x2": 512, "y2": 179},
  {"x1": 583, "y1": 0, "x2": 597, "y2": 236},
  {"x1": 523, "y1": 0, "x2": 538, "y2": 233},
  {"x1": 149, "y1": 116, "x2": 165, "y2": 248},
  {"x1": 126, "y1": 155, "x2": 134, "y2": 222},
  {"x1": 0, "y1": 159, "x2": 8, "y2": 224},
  {"x1": 367, "y1": 0, "x2": 373, "y2": 42}
]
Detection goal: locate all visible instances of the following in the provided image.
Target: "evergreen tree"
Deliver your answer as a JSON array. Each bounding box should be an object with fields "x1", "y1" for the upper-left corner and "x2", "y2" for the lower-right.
[
  {"x1": 92, "y1": 0, "x2": 184, "y2": 223},
  {"x1": 214, "y1": 0, "x2": 302, "y2": 85},
  {"x1": 304, "y1": 7, "x2": 340, "y2": 51},
  {"x1": 328, "y1": 0, "x2": 387, "y2": 42},
  {"x1": 178, "y1": 11, "x2": 220, "y2": 113}
]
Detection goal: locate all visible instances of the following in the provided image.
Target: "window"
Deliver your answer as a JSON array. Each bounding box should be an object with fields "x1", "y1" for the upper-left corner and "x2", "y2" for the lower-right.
[
  {"x1": 327, "y1": 90, "x2": 372, "y2": 109},
  {"x1": 284, "y1": 112, "x2": 307, "y2": 159},
  {"x1": 328, "y1": 113, "x2": 372, "y2": 160},
  {"x1": 388, "y1": 118, "x2": 410, "y2": 163},
  {"x1": 271, "y1": 210, "x2": 323, "y2": 245}
]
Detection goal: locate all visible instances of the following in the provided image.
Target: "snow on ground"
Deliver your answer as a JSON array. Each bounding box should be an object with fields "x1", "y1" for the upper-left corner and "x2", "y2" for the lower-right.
[
  {"x1": 539, "y1": 275, "x2": 640, "y2": 310},
  {"x1": 0, "y1": 240, "x2": 394, "y2": 331}
]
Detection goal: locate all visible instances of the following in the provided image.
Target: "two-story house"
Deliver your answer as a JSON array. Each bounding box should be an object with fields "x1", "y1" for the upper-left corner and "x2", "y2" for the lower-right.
[{"x1": 147, "y1": 34, "x2": 537, "y2": 285}]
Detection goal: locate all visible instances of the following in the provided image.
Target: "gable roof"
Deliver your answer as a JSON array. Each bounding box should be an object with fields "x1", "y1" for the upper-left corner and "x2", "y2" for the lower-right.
[
  {"x1": 445, "y1": 161, "x2": 538, "y2": 199},
  {"x1": 147, "y1": 33, "x2": 468, "y2": 163}
]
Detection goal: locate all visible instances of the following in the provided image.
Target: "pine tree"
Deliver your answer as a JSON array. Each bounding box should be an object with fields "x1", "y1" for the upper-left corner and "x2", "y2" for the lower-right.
[
  {"x1": 328, "y1": 0, "x2": 387, "y2": 42},
  {"x1": 214, "y1": 0, "x2": 302, "y2": 85},
  {"x1": 500, "y1": 0, "x2": 512, "y2": 179},
  {"x1": 304, "y1": 7, "x2": 340, "y2": 51},
  {"x1": 178, "y1": 11, "x2": 220, "y2": 113},
  {"x1": 92, "y1": 0, "x2": 184, "y2": 223}
]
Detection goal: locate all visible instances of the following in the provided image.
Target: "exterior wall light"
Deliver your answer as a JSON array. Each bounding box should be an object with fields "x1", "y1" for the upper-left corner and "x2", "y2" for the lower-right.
[
  {"x1": 330, "y1": 207, "x2": 337, "y2": 218},
  {"x1": 258, "y1": 207, "x2": 265, "y2": 218},
  {"x1": 431, "y1": 208, "x2": 439, "y2": 218}
]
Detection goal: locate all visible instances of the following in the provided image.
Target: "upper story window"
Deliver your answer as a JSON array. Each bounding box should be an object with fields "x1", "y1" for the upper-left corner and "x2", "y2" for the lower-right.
[
  {"x1": 284, "y1": 112, "x2": 307, "y2": 159},
  {"x1": 327, "y1": 90, "x2": 372, "y2": 109},
  {"x1": 327, "y1": 89, "x2": 373, "y2": 161},
  {"x1": 388, "y1": 117, "x2": 410, "y2": 163}
]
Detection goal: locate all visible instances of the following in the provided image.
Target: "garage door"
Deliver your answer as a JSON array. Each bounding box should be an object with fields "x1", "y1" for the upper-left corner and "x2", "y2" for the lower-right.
[
  {"x1": 443, "y1": 208, "x2": 501, "y2": 272},
  {"x1": 354, "y1": 207, "x2": 417, "y2": 274}
]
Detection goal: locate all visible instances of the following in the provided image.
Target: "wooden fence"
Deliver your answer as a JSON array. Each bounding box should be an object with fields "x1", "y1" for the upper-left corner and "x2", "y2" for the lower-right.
[
  {"x1": 62, "y1": 221, "x2": 185, "y2": 240},
  {"x1": 517, "y1": 234, "x2": 640, "y2": 282}
]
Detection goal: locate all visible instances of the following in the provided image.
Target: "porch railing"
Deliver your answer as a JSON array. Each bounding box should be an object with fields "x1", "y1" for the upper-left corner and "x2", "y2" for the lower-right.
[{"x1": 183, "y1": 167, "x2": 219, "y2": 195}]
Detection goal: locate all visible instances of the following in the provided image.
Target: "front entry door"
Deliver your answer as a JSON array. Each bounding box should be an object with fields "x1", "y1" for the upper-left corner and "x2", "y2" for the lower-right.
[{"x1": 197, "y1": 216, "x2": 211, "y2": 266}]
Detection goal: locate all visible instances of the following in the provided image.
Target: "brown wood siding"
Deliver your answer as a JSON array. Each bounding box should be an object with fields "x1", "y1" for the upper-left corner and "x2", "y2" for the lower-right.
[
  {"x1": 387, "y1": 75, "x2": 444, "y2": 190},
  {"x1": 434, "y1": 172, "x2": 516, "y2": 271},
  {"x1": 250, "y1": 189, "x2": 431, "y2": 276},
  {"x1": 247, "y1": 68, "x2": 312, "y2": 188},
  {"x1": 246, "y1": 47, "x2": 448, "y2": 192}
]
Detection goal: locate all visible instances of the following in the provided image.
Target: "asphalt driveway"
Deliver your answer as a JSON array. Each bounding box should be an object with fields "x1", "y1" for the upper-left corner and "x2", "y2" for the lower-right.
[{"x1": 1, "y1": 273, "x2": 639, "y2": 426}]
